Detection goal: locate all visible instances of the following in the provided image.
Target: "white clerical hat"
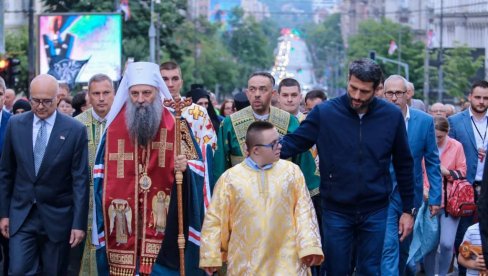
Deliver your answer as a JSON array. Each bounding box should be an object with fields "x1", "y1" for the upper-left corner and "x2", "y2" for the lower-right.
[{"x1": 103, "y1": 61, "x2": 173, "y2": 129}]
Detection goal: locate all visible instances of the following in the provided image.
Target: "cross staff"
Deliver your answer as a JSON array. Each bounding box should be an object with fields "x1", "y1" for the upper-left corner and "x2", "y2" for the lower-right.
[{"x1": 163, "y1": 96, "x2": 192, "y2": 276}]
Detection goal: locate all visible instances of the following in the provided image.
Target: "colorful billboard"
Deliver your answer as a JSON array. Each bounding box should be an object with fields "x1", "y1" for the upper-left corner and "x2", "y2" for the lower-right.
[{"x1": 38, "y1": 13, "x2": 122, "y2": 87}]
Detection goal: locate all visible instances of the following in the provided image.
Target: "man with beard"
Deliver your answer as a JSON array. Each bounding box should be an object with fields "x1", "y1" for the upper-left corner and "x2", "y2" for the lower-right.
[
  {"x1": 93, "y1": 62, "x2": 197, "y2": 275},
  {"x1": 449, "y1": 80, "x2": 488, "y2": 275},
  {"x1": 280, "y1": 59, "x2": 415, "y2": 275}
]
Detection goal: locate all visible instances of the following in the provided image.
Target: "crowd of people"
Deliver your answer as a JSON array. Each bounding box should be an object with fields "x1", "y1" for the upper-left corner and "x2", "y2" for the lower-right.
[{"x1": 0, "y1": 58, "x2": 486, "y2": 276}]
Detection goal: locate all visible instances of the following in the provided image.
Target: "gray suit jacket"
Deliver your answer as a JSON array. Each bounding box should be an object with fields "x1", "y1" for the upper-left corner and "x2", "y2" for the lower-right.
[{"x1": 0, "y1": 111, "x2": 89, "y2": 242}]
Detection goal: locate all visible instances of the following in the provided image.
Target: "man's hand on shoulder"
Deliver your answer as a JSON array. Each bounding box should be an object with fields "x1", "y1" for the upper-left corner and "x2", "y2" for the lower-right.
[
  {"x1": 0, "y1": 218, "x2": 9, "y2": 238},
  {"x1": 70, "y1": 229, "x2": 85, "y2": 248},
  {"x1": 398, "y1": 213, "x2": 414, "y2": 242}
]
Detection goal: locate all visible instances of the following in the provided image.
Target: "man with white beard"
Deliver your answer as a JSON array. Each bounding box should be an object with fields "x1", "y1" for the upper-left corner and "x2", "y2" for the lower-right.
[{"x1": 93, "y1": 62, "x2": 200, "y2": 275}]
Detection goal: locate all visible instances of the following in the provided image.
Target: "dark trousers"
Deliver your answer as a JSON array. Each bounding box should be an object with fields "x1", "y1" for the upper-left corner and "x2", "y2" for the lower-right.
[
  {"x1": 0, "y1": 234, "x2": 9, "y2": 275},
  {"x1": 311, "y1": 194, "x2": 322, "y2": 276},
  {"x1": 9, "y1": 206, "x2": 70, "y2": 276},
  {"x1": 321, "y1": 207, "x2": 388, "y2": 275},
  {"x1": 67, "y1": 239, "x2": 85, "y2": 276}
]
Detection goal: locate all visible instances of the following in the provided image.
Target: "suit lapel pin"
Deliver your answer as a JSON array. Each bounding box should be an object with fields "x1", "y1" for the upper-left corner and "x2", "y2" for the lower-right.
[{"x1": 60, "y1": 136, "x2": 65, "y2": 140}]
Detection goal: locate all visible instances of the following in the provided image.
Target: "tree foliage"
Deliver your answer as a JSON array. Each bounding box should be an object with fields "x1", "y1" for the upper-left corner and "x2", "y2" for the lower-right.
[
  {"x1": 303, "y1": 13, "x2": 345, "y2": 95},
  {"x1": 222, "y1": 7, "x2": 277, "y2": 88},
  {"x1": 443, "y1": 42, "x2": 485, "y2": 99},
  {"x1": 5, "y1": 27, "x2": 30, "y2": 94}
]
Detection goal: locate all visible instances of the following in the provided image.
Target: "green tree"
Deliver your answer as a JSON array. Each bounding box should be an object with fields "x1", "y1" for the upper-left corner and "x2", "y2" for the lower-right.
[
  {"x1": 5, "y1": 27, "x2": 29, "y2": 94},
  {"x1": 303, "y1": 13, "x2": 345, "y2": 94},
  {"x1": 443, "y1": 42, "x2": 485, "y2": 99},
  {"x1": 347, "y1": 19, "x2": 425, "y2": 94},
  {"x1": 222, "y1": 7, "x2": 276, "y2": 88}
]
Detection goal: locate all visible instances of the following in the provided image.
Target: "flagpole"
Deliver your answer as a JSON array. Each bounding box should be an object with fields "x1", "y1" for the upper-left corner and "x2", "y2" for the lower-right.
[{"x1": 163, "y1": 96, "x2": 192, "y2": 276}]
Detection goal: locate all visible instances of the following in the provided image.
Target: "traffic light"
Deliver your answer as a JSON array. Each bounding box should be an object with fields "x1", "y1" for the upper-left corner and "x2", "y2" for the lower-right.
[
  {"x1": 369, "y1": 50, "x2": 376, "y2": 60},
  {"x1": 0, "y1": 57, "x2": 21, "y2": 87},
  {"x1": 0, "y1": 58, "x2": 9, "y2": 81},
  {"x1": 7, "y1": 58, "x2": 21, "y2": 87}
]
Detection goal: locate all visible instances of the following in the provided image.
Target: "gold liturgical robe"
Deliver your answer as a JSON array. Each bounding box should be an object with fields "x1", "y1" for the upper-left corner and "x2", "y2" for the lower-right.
[{"x1": 200, "y1": 159, "x2": 323, "y2": 275}]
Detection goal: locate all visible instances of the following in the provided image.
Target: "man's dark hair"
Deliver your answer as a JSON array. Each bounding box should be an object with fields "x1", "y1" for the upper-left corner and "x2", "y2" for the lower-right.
[
  {"x1": 72, "y1": 91, "x2": 87, "y2": 117},
  {"x1": 305, "y1": 89, "x2": 327, "y2": 102},
  {"x1": 88, "y1": 73, "x2": 113, "y2": 92},
  {"x1": 348, "y1": 58, "x2": 383, "y2": 90},
  {"x1": 59, "y1": 82, "x2": 70, "y2": 94},
  {"x1": 160, "y1": 61, "x2": 180, "y2": 71},
  {"x1": 245, "y1": 121, "x2": 275, "y2": 150},
  {"x1": 470, "y1": 80, "x2": 488, "y2": 94},
  {"x1": 249, "y1": 71, "x2": 275, "y2": 87},
  {"x1": 278, "y1": 78, "x2": 301, "y2": 94}
]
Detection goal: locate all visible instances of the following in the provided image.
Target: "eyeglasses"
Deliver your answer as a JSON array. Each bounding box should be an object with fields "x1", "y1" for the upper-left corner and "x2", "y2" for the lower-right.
[
  {"x1": 384, "y1": 91, "x2": 406, "y2": 98},
  {"x1": 255, "y1": 137, "x2": 283, "y2": 150},
  {"x1": 30, "y1": 97, "x2": 55, "y2": 107}
]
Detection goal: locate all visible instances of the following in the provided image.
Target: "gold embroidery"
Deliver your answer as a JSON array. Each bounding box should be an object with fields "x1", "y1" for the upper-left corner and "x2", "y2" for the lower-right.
[
  {"x1": 109, "y1": 140, "x2": 134, "y2": 178},
  {"x1": 150, "y1": 191, "x2": 170, "y2": 235},
  {"x1": 180, "y1": 120, "x2": 199, "y2": 160},
  {"x1": 188, "y1": 105, "x2": 204, "y2": 120},
  {"x1": 108, "y1": 199, "x2": 133, "y2": 244},
  {"x1": 108, "y1": 252, "x2": 134, "y2": 265},
  {"x1": 151, "y1": 128, "x2": 174, "y2": 168}
]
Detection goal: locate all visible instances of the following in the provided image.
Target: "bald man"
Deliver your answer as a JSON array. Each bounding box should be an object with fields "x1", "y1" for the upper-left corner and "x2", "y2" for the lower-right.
[
  {"x1": 0, "y1": 74, "x2": 89, "y2": 275},
  {"x1": 429, "y1": 102, "x2": 447, "y2": 117},
  {"x1": 4, "y1": 89, "x2": 15, "y2": 112}
]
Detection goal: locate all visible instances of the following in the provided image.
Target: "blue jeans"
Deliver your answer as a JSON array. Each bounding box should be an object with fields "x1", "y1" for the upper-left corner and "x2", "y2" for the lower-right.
[
  {"x1": 381, "y1": 190, "x2": 402, "y2": 276},
  {"x1": 321, "y1": 206, "x2": 388, "y2": 275}
]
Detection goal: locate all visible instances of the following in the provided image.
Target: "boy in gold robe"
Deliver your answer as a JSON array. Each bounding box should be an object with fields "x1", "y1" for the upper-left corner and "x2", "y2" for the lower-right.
[{"x1": 200, "y1": 121, "x2": 323, "y2": 275}]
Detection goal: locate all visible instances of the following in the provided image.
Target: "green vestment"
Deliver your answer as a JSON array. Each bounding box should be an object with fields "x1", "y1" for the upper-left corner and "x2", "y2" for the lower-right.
[{"x1": 75, "y1": 109, "x2": 105, "y2": 276}]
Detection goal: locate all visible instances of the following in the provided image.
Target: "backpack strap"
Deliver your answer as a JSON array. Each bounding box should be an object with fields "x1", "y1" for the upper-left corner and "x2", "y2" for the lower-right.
[{"x1": 444, "y1": 176, "x2": 449, "y2": 217}]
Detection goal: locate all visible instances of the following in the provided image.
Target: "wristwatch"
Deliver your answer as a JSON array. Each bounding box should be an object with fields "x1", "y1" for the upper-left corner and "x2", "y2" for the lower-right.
[{"x1": 407, "y1": 208, "x2": 417, "y2": 217}]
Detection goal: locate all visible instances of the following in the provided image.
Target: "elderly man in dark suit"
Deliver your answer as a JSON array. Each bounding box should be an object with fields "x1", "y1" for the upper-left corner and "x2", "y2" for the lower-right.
[
  {"x1": 0, "y1": 74, "x2": 89, "y2": 275},
  {"x1": 0, "y1": 76, "x2": 12, "y2": 275}
]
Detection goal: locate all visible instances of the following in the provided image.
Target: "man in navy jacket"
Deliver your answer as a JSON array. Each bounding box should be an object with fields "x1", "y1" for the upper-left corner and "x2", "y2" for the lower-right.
[{"x1": 281, "y1": 59, "x2": 415, "y2": 275}]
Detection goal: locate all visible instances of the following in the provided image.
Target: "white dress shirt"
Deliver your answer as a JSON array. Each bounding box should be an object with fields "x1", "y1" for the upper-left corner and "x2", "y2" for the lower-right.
[{"x1": 469, "y1": 107, "x2": 488, "y2": 181}]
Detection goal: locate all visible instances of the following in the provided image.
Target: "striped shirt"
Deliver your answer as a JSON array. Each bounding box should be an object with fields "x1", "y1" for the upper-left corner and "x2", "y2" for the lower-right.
[{"x1": 463, "y1": 223, "x2": 482, "y2": 276}]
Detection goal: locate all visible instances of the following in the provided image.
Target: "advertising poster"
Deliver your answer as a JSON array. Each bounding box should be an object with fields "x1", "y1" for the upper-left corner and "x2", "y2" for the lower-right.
[{"x1": 39, "y1": 13, "x2": 122, "y2": 87}]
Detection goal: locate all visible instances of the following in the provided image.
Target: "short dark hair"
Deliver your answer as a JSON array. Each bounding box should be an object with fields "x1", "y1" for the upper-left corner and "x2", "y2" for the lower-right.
[
  {"x1": 434, "y1": 116, "x2": 450, "y2": 133},
  {"x1": 348, "y1": 58, "x2": 383, "y2": 90},
  {"x1": 249, "y1": 71, "x2": 275, "y2": 87},
  {"x1": 305, "y1": 89, "x2": 327, "y2": 102},
  {"x1": 245, "y1": 121, "x2": 275, "y2": 150},
  {"x1": 470, "y1": 80, "x2": 488, "y2": 94},
  {"x1": 278, "y1": 78, "x2": 301, "y2": 94},
  {"x1": 58, "y1": 96, "x2": 72, "y2": 107},
  {"x1": 72, "y1": 91, "x2": 87, "y2": 115},
  {"x1": 59, "y1": 82, "x2": 70, "y2": 93},
  {"x1": 160, "y1": 61, "x2": 180, "y2": 71}
]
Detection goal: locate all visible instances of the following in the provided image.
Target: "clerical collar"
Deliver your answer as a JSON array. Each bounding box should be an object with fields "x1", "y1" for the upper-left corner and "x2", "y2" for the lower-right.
[
  {"x1": 245, "y1": 157, "x2": 273, "y2": 171},
  {"x1": 91, "y1": 109, "x2": 106, "y2": 123},
  {"x1": 253, "y1": 111, "x2": 269, "y2": 121}
]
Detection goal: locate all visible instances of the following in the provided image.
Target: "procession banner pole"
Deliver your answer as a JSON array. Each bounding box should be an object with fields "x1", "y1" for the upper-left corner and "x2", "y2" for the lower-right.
[{"x1": 164, "y1": 96, "x2": 192, "y2": 276}]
